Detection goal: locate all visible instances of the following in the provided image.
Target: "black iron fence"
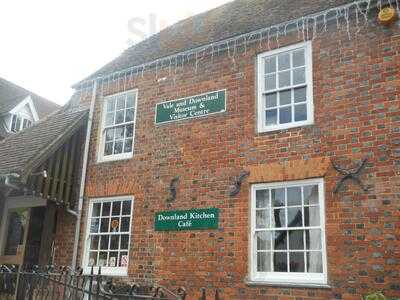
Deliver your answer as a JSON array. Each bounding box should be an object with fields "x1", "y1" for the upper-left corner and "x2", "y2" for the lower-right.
[{"x1": 0, "y1": 265, "x2": 187, "y2": 300}]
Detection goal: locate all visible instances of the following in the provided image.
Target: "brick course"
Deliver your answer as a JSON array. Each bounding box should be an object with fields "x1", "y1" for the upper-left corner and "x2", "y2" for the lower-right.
[{"x1": 56, "y1": 15, "x2": 399, "y2": 299}]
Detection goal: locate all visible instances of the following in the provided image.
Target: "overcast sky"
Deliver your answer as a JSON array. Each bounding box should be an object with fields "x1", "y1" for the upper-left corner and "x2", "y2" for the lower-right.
[{"x1": 0, "y1": 0, "x2": 231, "y2": 105}]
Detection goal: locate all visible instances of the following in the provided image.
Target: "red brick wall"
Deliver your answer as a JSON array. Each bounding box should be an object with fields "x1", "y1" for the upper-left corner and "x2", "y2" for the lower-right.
[
  {"x1": 65, "y1": 16, "x2": 399, "y2": 300},
  {"x1": 53, "y1": 210, "x2": 76, "y2": 266}
]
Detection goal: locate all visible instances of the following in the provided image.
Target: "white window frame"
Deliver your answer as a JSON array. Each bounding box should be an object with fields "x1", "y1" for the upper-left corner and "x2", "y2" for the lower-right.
[
  {"x1": 97, "y1": 89, "x2": 138, "y2": 163},
  {"x1": 249, "y1": 178, "x2": 327, "y2": 285},
  {"x1": 10, "y1": 114, "x2": 33, "y2": 132},
  {"x1": 257, "y1": 41, "x2": 314, "y2": 133},
  {"x1": 83, "y1": 196, "x2": 134, "y2": 277}
]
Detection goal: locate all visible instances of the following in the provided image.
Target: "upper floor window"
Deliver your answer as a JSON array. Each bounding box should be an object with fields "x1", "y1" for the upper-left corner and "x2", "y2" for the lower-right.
[
  {"x1": 257, "y1": 41, "x2": 313, "y2": 133},
  {"x1": 98, "y1": 90, "x2": 138, "y2": 162},
  {"x1": 250, "y1": 178, "x2": 327, "y2": 285},
  {"x1": 10, "y1": 114, "x2": 33, "y2": 133}
]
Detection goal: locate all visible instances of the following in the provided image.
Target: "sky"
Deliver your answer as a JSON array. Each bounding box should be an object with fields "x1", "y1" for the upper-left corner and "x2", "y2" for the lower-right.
[{"x1": 0, "y1": 0, "x2": 231, "y2": 105}]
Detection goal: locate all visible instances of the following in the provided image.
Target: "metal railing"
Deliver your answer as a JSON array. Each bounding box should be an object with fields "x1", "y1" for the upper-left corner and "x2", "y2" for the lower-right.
[{"x1": 0, "y1": 265, "x2": 186, "y2": 300}]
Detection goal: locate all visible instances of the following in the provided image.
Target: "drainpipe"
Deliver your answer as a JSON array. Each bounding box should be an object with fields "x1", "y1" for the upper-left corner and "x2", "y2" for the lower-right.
[{"x1": 71, "y1": 80, "x2": 98, "y2": 269}]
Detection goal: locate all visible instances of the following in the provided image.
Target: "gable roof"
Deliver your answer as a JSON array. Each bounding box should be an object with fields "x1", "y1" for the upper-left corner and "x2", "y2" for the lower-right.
[
  {"x1": 80, "y1": 0, "x2": 355, "y2": 83},
  {"x1": 0, "y1": 77, "x2": 60, "y2": 118},
  {"x1": 0, "y1": 108, "x2": 88, "y2": 179}
]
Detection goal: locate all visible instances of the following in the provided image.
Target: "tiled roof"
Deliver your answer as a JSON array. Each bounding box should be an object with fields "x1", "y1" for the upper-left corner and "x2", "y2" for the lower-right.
[
  {"x1": 80, "y1": 0, "x2": 355, "y2": 83},
  {"x1": 0, "y1": 77, "x2": 60, "y2": 118},
  {"x1": 0, "y1": 108, "x2": 88, "y2": 176}
]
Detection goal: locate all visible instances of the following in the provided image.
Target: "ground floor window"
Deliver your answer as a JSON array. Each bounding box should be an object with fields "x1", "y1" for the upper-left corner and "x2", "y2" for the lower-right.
[
  {"x1": 83, "y1": 196, "x2": 133, "y2": 276},
  {"x1": 250, "y1": 178, "x2": 327, "y2": 285}
]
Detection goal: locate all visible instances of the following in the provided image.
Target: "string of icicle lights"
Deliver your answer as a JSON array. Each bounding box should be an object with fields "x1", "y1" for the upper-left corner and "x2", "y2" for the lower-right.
[{"x1": 77, "y1": 0, "x2": 399, "y2": 98}]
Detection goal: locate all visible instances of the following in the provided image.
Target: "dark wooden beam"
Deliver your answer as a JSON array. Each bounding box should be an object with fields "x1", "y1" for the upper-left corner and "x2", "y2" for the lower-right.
[{"x1": 38, "y1": 202, "x2": 57, "y2": 265}]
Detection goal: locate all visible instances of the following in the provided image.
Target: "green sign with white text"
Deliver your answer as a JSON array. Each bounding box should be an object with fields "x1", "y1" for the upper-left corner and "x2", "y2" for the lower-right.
[
  {"x1": 155, "y1": 90, "x2": 226, "y2": 124},
  {"x1": 155, "y1": 208, "x2": 219, "y2": 231}
]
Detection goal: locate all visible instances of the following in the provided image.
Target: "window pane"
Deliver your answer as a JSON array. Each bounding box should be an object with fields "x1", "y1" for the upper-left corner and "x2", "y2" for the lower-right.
[
  {"x1": 293, "y1": 49, "x2": 305, "y2": 67},
  {"x1": 112, "y1": 202, "x2": 121, "y2": 216},
  {"x1": 108, "y1": 252, "x2": 118, "y2": 267},
  {"x1": 122, "y1": 201, "x2": 131, "y2": 215},
  {"x1": 102, "y1": 203, "x2": 111, "y2": 216},
  {"x1": 125, "y1": 124, "x2": 134, "y2": 138},
  {"x1": 293, "y1": 67, "x2": 306, "y2": 85},
  {"x1": 256, "y1": 231, "x2": 271, "y2": 250},
  {"x1": 105, "y1": 128, "x2": 114, "y2": 141},
  {"x1": 307, "y1": 251, "x2": 323, "y2": 273},
  {"x1": 105, "y1": 113, "x2": 114, "y2": 126},
  {"x1": 100, "y1": 218, "x2": 109, "y2": 233},
  {"x1": 290, "y1": 252, "x2": 305, "y2": 272},
  {"x1": 100, "y1": 236, "x2": 109, "y2": 250},
  {"x1": 98, "y1": 252, "x2": 108, "y2": 267},
  {"x1": 11, "y1": 115, "x2": 17, "y2": 131},
  {"x1": 272, "y1": 209, "x2": 285, "y2": 228},
  {"x1": 273, "y1": 252, "x2": 287, "y2": 272},
  {"x1": 126, "y1": 94, "x2": 135, "y2": 108},
  {"x1": 104, "y1": 143, "x2": 113, "y2": 156},
  {"x1": 114, "y1": 141, "x2": 123, "y2": 154},
  {"x1": 116, "y1": 96, "x2": 125, "y2": 110},
  {"x1": 294, "y1": 87, "x2": 307, "y2": 103},
  {"x1": 110, "y1": 217, "x2": 120, "y2": 232},
  {"x1": 265, "y1": 109, "x2": 277, "y2": 126},
  {"x1": 279, "y1": 106, "x2": 292, "y2": 124},
  {"x1": 257, "y1": 252, "x2": 272, "y2": 272},
  {"x1": 121, "y1": 217, "x2": 130, "y2": 232},
  {"x1": 90, "y1": 236, "x2": 99, "y2": 250},
  {"x1": 90, "y1": 219, "x2": 99, "y2": 233},
  {"x1": 304, "y1": 185, "x2": 319, "y2": 205},
  {"x1": 265, "y1": 93, "x2": 277, "y2": 108},
  {"x1": 92, "y1": 203, "x2": 101, "y2": 217},
  {"x1": 304, "y1": 207, "x2": 320, "y2": 226},
  {"x1": 306, "y1": 229, "x2": 322, "y2": 250},
  {"x1": 265, "y1": 74, "x2": 276, "y2": 91},
  {"x1": 279, "y1": 90, "x2": 291, "y2": 105},
  {"x1": 289, "y1": 230, "x2": 304, "y2": 250},
  {"x1": 88, "y1": 252, "x2": 97, "y2": 266},
  {"x1": 15, "y1": 117, "x2": 21, "y2": 131},
  {"x1": 272, "y1": 188, "x2": 285, "y2": 207},
  {"x1": 121, "y1": 235, "x2": 129, "y2": 250},
  {"x1": 125, "y1": 108, "x2": 135, "y2": 122},
  {"x1": 278, "y1": 53, "x2": 290, "y2": 70},
  {"x1": 115, "y1": 127, "x2": 124, "y2": 140},
  {"x1": 119, "y1": 252, "x2": 128, "y2": 267},
  {"x1": 110, "y1": 235, "x2": 119, "y2": 250},
  {"x1": 287, "y1": 187, "x2": 301, "y2": 206},
  {"x1": 274, "y1": 231, "x2": 287, "y2": 250},
  {"x1": 278, "y1": 71, "x2": 290, "y2": 88},
  {"x1": 264, "y1": 56, "x2": 276, "y2": 74},
  {"x1": 115, "y1": 111, "x2": 125, "y2": 124},
  {"x1": 124, "y1": 139, "x2": 133, "y2": 153},
  {"x1": 106, "y1": 99, "x2": 115, "y2": 112},
  {"x1": 256, "y1": 210, "x2": 269, "y2": 229},
  {"x1": 287, "y1": 207, "x2": 302, "y2": 227},
  {"x1": 256, "y1": 189, "x2": 269, "y2": 208},
  {"x1": 295, "y1": 104, "x2": 307, "y2": 122}
]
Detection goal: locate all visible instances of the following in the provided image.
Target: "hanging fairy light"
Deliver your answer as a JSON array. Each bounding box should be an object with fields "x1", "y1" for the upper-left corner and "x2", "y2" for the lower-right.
[{"x1": 74, "y1": 0, "x2": 398, "y2": 97}]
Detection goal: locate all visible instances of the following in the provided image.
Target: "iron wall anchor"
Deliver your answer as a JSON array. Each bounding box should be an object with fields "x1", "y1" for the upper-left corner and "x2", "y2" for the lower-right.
[{"x1": 331, "y1": 157, "x2": 369, "y2": 193}]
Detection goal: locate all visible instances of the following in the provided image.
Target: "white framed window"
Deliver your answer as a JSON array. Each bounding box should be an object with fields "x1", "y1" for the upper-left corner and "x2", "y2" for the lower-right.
[
  {"x1": 98, "y1": 89, "x2": 138, "y2": 163},
  {"x1": 10, "y1": 114, "x2": 33, "y2": 132},
  {"x1": 257, "y1": 41, "x2": 314, "y2": 133},
  {"x1": 83, "y1": 196, "x2": 134, "y2": 276},
  {"x1": 250, "y1": 178, "x2": 327, "y2": 285}
]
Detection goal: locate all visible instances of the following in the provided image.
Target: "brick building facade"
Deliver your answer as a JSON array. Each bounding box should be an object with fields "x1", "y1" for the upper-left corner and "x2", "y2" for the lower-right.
[{"x1": 53, "y1": 1, "x2": 400, "y2": 299}]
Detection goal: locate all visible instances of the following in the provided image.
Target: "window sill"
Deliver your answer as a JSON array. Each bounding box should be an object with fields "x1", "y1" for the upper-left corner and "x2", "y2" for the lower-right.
[
  {"x1": 83, "y1": 266, "x2": 128, "y2": 277},
  {"x1": 97, "y1": 153, "x2": 133, "y2": 164},
  {"x1": 245, "y1": 279, "x2": 331, "y2": 289},
  {"x1": 257, "y1": 120, "x2": 314, "y2": 134}
]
